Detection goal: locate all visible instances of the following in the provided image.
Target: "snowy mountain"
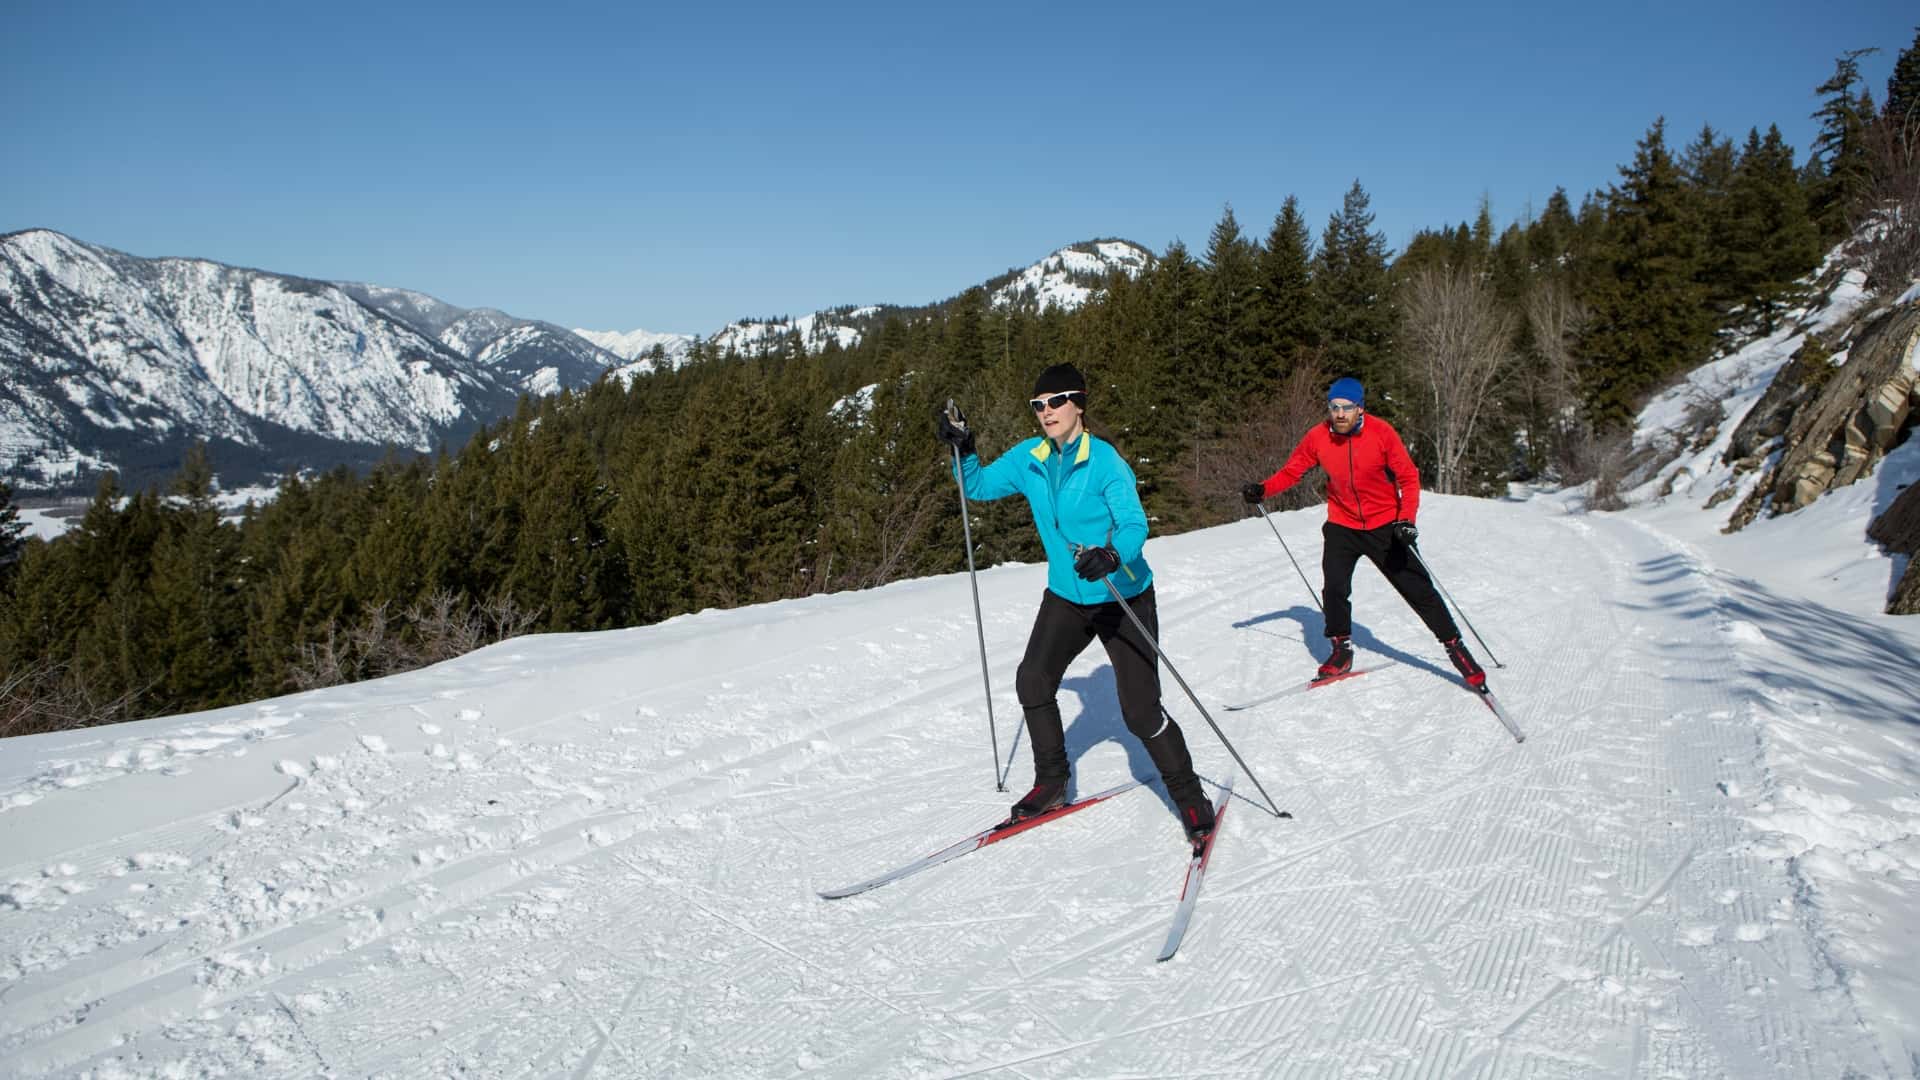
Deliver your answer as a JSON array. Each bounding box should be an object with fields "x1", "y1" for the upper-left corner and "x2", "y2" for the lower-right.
[
  {"x1": 570, "y1": 326, "x2": 695, "y2": 368},
  {"x1": 0, "y1": 231, "x2": 620, "y2": 493},
  {"x1": 577, "y1": 309, "x2": 879, "y2": 383},
  {"x1": 4, "y1": 232, "x2": 1151, "y2": 491},
  {"x1": 707, "y1": 305, "x2": 878, "y2": 357},
  {"x1": 338, "y1": 283, "x2": 619, "y2": 398},
  {"x1": 988, "y1": 238, "x2": 1153, "y2": 311},
  {"x1": 577, "y1": 239, "x2": 1154, "y2": 379},
  {"x1": 0, "y1": 229, "x2": 518, "y2": 492}
]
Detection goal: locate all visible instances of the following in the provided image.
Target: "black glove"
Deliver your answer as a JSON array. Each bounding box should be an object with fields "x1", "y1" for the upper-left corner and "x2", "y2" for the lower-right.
[
  {"x1": 1072, "y1": 544, "x2": 1121, "y2": 582},
  {"x1": 1390, "y1": 520, "x2": 1418, "y2": 546},
  {"x1": 935, "y1": 403, "x2": 975, "y2": 457},
  {"x1": 1241, "y1": 482, "x2": 1266, "y2": 505}
]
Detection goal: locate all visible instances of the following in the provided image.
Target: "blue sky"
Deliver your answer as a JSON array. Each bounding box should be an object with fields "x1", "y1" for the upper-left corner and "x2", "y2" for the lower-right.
[{"x1": 5, "y1": 1, "x2": 1912, "y2": 334}]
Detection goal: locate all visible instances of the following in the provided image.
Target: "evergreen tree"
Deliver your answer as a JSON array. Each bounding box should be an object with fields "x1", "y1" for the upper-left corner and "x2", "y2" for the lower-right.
[
  {"x1": 1886, "y1": 26, "x2": 1920, "y2": 136},
  {"x1": 1392, "y1": 228, "x2": 1459, "y2": 278},
  {"x1": 1810, "y1": 50, "x2": 1880, "y2": 237},
  {"x1": 1073, "y1": 261, "x2": 1169, "y2": 515},
  {"x1": 1727, "y1": 125, "x2": 1821, "y2": 330},
  {"x1": 1470, "y1": 196, "x2": 1496, "y2": 260},
  {"x1": 513, "y1": 427, "x2": 625, "y2": 629},
  {"x1": 814, "y1": 369, "x2": 945, "y2": 591},
  {"x1": 1199, "y1": 204, "x2": 1262, "y2": 420},
  {"x1": 1579, "y1": 119, "x2": 1717, "y2": 428},
  {"x1": 1313, "y1": 180, "x2": 1397, "y2": 406},
  {"x1": 241, "y1": 473, "x2": 345, "y2": 696},
  {"x1": 1140, "y1": 242, "x2": 1206, "y2": 523},
  {"x1": 144, "y1": 442, "x2": 246, "y2": 710},
  {"x1": 0, "y1": 479, "x2": 24, "y2": 569},
  {"x1": 64, "y1": 481, "x2": 167, "y2": 709},
  {"x1": 940, "y1": 287, "x2": 992, "y2": 385},
  {"x1": 1255, "y1": 196, "x2": 1320, "y2": 378},
  {"x1": 1682, "y1": 124, "x2": 1742, "y2": 316},
  {"x1": 1527, "y1": 188, "x2": 1578, "y2": 273}
]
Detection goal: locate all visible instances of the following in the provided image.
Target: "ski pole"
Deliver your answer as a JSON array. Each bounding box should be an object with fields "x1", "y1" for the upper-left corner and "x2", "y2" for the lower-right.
[
  {"x1": 1252, "y1": 501, "x2": 1322, "y2": 613},
  {"x1": 1077, "y1": 550, "x2": 1286, "y2": 819},
  {"x1": 946, "y1": 400, "x2": 1006, "y2": 791},
  {"x1": 1404, "y1": 541, "x2": 1504, "y2": 669}
]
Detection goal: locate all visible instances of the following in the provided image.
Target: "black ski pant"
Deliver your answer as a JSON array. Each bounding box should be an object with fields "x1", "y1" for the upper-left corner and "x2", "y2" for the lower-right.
[
  {"x1": 1013, "y1": 587, "x2": 1206, "y2": 813},
  {"x1": 1321, "y1": 522, "x2": 1460, "y2": 642}
]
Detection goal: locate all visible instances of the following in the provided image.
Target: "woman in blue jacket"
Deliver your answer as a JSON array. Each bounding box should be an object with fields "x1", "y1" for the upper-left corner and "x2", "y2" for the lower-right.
[{"x1": 936, "y1": 364, "x2": 1215, "y2": 845}]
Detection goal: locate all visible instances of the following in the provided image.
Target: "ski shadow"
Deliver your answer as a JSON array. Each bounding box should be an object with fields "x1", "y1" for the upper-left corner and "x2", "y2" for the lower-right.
[
  {"x1": 1046, "y1": 666, "x2": 1185, "y2": 818},
  {"x1": 1233, "y1": 605, "x2": 1453, "y2": 682}
]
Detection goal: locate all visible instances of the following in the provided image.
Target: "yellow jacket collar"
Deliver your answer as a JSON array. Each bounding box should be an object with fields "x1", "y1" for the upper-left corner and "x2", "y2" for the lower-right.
[{"x1": 1030, "y1": 430, "x2": 1092, "y2": 465}]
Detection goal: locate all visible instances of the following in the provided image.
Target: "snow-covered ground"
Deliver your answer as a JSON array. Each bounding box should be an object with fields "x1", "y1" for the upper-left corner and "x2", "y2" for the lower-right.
[
  {"x1": 2, "y1": 484, "x2": 1916, "y2": 1077},
  {"x1": 13, "y1": 505, "x2": 72, "y2": 542}
]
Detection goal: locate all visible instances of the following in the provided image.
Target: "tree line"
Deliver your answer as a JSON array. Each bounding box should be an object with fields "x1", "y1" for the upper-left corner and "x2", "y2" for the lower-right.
[{"x1": 4, "y1": 31, "x2": 1917, "y2": 735}]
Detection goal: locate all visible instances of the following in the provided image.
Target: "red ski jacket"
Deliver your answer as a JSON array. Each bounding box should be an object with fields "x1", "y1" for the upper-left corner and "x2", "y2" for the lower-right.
[{"x1": 1254, "y1": 415, "x2": 1421, "y2": 530}]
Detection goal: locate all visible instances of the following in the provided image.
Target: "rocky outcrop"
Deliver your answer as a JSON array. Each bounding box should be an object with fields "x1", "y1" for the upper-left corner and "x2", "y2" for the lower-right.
[
  {"x1": 1868, "y1": 480, "x2": 1920, "y2": 615},
  {"x1": 1723, "y1": 337, "x2": 1829, "y2": 467},
  {"x1": 1725, "y1": 303, "x2": 1920, "y2": 533}
]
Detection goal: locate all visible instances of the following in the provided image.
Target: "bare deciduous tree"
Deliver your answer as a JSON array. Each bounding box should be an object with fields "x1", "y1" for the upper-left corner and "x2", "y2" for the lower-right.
[
  {"x1": 1855, "y1": 111, "x2": 1920, "y2": 293},
  {"x1": 1401, "y1": 266, "x2": 1518, "y2": 493},
  {"x1": 1523, "y1": 281, "x2": 1593, "y2": 479},
  {"x1": 0, "y1": 660, "x2": 145, "y2": 737},
  {"x1": 288, "y1": 593, "x2": 544, "y2": 693},
  {"x1": 1184, "y1": 359, "x2": 1330, "y2": 519}
]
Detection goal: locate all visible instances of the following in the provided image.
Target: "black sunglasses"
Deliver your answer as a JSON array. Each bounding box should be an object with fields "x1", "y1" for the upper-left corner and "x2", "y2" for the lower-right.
[{"x1": 1029, "y1": 391, "x2": 1084, "y2": 413}]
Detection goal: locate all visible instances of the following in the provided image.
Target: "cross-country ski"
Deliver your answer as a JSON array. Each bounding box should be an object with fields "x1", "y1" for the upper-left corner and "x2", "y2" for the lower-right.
[
  {"x1": 1156, "y1": 773, "x2": 1237, "y2": 961},
  {"x1": 818, "y1": 779, "x2": 1146, "y2": 899},
  {"x1": 1224, "y1": 667, "x2": 1380, "y2": 710}
]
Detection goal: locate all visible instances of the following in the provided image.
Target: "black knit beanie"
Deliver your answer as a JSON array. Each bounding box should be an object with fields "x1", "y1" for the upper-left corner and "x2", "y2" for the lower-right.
[{"x1": 1032, "y1": 363, "x2": 1087, "y2": 397}]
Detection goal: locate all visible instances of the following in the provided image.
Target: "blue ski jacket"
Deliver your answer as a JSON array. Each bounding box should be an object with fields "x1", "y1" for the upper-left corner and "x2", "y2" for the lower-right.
[{"x1": 955, "y1": 430, "x2": 1153, "y2": 605}]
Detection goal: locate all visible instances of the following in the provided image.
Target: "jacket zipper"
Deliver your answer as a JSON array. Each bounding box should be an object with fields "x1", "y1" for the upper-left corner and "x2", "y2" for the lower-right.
[
  {"x1": 1346, "y1": 436, "x2": 1366, "y2": 525},
  {"x1": 1044, "y1": 436, "x2": 1136, "y2": 592}
]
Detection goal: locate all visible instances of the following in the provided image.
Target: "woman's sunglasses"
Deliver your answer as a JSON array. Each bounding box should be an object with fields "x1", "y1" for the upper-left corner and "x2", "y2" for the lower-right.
[{"x1": 1029, "y1": 392, "x2": 1084, "y2": 413}]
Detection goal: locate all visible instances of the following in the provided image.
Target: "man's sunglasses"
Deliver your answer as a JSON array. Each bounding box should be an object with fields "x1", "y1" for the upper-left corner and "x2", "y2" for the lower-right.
[{"x1": 1030, "y1": 392, "x2": 1085, "y2": 413}]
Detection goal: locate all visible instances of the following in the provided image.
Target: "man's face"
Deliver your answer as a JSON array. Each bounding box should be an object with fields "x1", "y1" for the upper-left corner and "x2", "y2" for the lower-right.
[{"x1": 1328, "y1": 399, "x2": 1362, "y2": 434}]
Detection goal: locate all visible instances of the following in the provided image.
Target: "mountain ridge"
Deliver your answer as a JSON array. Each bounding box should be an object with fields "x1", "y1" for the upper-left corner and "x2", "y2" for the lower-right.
[{"x1": 2, "y1": 230, "x2": 1151, "y2": 492}]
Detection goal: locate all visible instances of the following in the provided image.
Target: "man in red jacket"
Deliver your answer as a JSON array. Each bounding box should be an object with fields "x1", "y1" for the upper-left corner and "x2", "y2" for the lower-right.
[{"x1": 1241, "y1": 377, "x2": 1486, "y2": 689}]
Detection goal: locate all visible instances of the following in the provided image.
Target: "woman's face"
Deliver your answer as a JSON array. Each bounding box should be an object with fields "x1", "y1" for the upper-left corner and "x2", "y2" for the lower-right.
[{"x1": 1030, "y1": 391, "x2": 1084, "y2": 442}]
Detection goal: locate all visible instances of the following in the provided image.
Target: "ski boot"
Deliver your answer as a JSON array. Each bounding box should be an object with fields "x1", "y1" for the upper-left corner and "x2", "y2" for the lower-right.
[
  {"x1": 1443, "y1": 637, "x2": 1487, "y2": 691},
  {"x1": 1008, "y1": 778, "x2": 1067, "y2": 822},
  {"x1": 1178, "y1": 797, "x2": 1216, "y2": 851},
  {"x1": 1317, "y1": 635, "x2": 1353, "y2": 679}
]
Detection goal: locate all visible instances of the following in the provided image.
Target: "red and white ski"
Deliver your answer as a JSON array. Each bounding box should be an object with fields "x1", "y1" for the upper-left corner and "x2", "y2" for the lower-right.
[
  {"x1": 1156, "y1": 772, "x2": 1236, "y2": 961},
  {"x1": 1224, "y1": 668, "x2": 1377, "y2": 711},
  {"x1": 1474, "y1": 684, "x2": 1525, "y2": 743},
  {"x1": 818, "y1": 779, "x2": 1147, "y2": 900}
]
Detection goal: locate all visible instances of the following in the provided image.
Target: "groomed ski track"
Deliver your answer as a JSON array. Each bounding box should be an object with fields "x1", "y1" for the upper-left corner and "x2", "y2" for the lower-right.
[{"x1": 0, "y1": 495, "x2": 1910, "y2": 1077}]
